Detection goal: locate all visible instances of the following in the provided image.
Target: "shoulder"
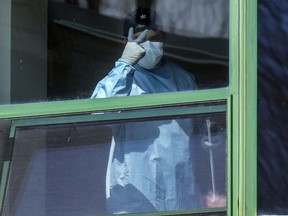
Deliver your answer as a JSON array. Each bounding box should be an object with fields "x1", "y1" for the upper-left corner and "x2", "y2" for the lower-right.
[
  {"x1": 161, "y1": 60, "x2": 197, "y2": 90},
  {"x1": 162, "y1": 60, "x2": 191, "y2": 76},
  {"x1": 163, "y1": 60, "x2": 196, "y2": 79}
]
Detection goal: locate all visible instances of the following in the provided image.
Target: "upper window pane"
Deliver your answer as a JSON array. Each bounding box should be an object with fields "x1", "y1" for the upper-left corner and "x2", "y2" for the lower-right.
[{"x1": 0, "y1": 0, "x2": 228, "y2": 104}]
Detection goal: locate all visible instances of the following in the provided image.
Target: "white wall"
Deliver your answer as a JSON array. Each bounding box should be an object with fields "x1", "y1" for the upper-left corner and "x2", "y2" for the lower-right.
[
  {"x1": 0, "y1": 0, "x2": 11, "y2": 104},
  {"x1": 10, "y1": 0, "x2": 48, "y2": 103},
  {"x1": 0, "y1": 0, "x2": 47, "y2": 104}
]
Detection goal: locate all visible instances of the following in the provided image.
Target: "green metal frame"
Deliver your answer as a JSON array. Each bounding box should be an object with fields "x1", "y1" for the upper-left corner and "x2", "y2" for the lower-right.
[
  {"x1": 0, "y1": 88, "x2": 228, "y2": 119},
  {"x1": 0, "y1": 0, "x2": 258, "y2": 215},
  {"x1": 234, "y1": 0, "x2": 257, "y2": 215},
  {"x1": 229, "y1": 0, "x2": 257, "y2": 215},
  {"x1": 9, "y1": 102, "x2": 227, "y2": 137},
  {"x1": 0, "y1": 162, "x2": 9, "y2": 213}
]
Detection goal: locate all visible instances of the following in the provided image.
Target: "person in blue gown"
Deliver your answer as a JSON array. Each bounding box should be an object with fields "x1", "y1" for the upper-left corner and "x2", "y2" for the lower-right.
[{"x1": 91, "y1": 7, "x2": 223, "y2": 214}]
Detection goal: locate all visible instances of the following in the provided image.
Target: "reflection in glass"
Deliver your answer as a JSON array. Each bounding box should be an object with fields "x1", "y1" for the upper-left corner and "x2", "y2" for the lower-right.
[
  {"x1": 0, "y1": 0, "x2": 228, "y2": 104},
  {"x1": 1, "y1": 112, "x2": 226, "y2": 215}
]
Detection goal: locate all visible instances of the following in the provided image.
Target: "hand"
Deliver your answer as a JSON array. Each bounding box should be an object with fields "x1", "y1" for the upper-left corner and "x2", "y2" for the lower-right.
[
  {"x1": 204, "y1": 192, "x2": 226, "y2": 208},
  {"x1": 119, "y1": 27, "x2": 148, "y2": 65}
]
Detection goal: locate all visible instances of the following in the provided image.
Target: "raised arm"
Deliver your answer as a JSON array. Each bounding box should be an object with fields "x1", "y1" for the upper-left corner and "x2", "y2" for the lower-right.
[{"x1": 91, "y1": 28, "x2": 148, "y2": 98}]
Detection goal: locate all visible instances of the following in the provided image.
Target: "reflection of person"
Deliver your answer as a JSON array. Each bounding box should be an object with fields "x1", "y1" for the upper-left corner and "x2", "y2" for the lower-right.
[{"x1": 91, "y1": 7, "x2": 224, "y2": 213}]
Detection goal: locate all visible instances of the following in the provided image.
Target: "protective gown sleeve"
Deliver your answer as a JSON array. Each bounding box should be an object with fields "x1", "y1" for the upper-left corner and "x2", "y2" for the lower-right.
[{"x1": 91, "y1": 60, "x2": 136, "y2": 98}]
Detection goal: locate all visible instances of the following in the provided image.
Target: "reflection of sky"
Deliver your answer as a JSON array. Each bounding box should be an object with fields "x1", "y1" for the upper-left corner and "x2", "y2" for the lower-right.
[{"x1": 73, "y1": 0, "x2": 229, "y2": 38}]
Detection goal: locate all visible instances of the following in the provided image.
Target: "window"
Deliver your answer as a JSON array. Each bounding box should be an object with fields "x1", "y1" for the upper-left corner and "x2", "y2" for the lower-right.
[
  {"x1": 0, "y1": 0, "x2": 258, "y2": 215},
  {"x1": 1, "y1": 104, "x2": 226, "y2": 215},
  {"x1": 0, "y1": 0, "x2": 228, "y2": 104}
]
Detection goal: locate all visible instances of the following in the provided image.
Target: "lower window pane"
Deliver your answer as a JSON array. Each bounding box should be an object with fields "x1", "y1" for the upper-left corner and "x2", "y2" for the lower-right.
[{"x1": 2, "y1": 113, "x2": 226, "y2": 215}]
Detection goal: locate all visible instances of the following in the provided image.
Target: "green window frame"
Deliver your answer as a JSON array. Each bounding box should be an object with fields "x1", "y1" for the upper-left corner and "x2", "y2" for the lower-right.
[{"x1": 0, "y1": 0, "x2": 257, "y2": 215}]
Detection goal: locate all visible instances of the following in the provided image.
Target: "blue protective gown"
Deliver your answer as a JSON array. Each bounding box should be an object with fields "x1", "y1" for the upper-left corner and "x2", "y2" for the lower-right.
[
  {"x1": 91, "y1": 60, "x2": 201, "y2": 213},
  {"x1": 91, "y1": 60, "x2": 197, "y2": 98}
]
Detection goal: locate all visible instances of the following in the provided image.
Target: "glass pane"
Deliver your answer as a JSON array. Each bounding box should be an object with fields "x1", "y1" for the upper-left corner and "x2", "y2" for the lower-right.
[
  {"x1": 257, "y1": 1, "x2": 288, "y2": 215},
  {"x1": 0, "y1": 0, "x2": 228, "y2": 104},
  {"x1": 1, "y1": 111, "x2": 226, "y2": 215}
]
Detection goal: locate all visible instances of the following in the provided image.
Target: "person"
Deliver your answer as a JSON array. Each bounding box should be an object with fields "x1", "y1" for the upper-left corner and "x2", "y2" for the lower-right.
[
  {"x1": 91, "y1": 7, "x2": 225, "y2": 213},
  {"x1": 91, "y1": 7, "x2": 197, "y2": 98}
]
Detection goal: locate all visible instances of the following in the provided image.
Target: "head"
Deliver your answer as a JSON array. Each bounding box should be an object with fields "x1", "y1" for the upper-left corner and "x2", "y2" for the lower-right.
[
  {"x1": 123, "y1": 7, "x2": 165, "y2": 42},
  {"x1": 123, "y1": 7, "x2": 165, "y2": 69}
]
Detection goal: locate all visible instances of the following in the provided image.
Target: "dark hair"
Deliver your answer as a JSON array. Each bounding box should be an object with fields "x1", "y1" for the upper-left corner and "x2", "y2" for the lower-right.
[{"x1": 123, "y1": 7, "x2": 163, "y2": 37}]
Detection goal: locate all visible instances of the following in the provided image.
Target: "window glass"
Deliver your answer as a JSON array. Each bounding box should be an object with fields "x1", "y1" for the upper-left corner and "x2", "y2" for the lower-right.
[
  {"x1": 257, "y1": 1, "x2": 288, "y2": 215},
  {"x1": 1, "y1": 111, "x2": 226, "y2": 215},
  {"x1": 0, "y1": 0, "x2": 228, "y2": 104}
]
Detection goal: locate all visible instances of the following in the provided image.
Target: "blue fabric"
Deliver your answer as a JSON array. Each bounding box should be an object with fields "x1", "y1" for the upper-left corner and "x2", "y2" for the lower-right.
[
  {"x1": 91, "y1": 60, "x2": 200, "y2": 213},
  {"x1": 91, "y1": 60, "x2": 197, "y2": 98}
]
